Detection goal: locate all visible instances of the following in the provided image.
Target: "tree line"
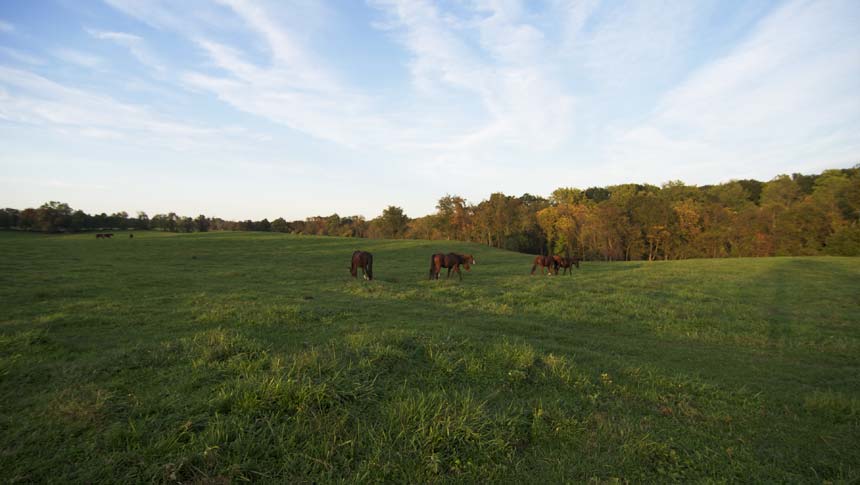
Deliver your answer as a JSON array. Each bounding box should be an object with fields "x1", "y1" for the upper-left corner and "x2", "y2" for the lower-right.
[{"x1": 3, "y1": 166, "x2": 858, "y2": 258}]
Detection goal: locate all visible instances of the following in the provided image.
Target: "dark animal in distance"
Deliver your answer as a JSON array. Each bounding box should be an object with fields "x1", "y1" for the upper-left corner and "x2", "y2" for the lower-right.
[
  {"x1": 350, "y1": 250, "x2": 373, "y2": 280},
  {"x1": 531, "y1": 255, "x2": 557, "y2": 275},
  {"x1": 553, "y1": 255, "x2": 580, "y2": 275},
  {"x1": 95, "y1": 233, "x2": 114, "y2": 239},
  {"x1": 129, "y1": 233, "x2": 134, "y2": 238},
  {"x1": 429, "y1": 253, "x2": 476, "y2": 280}
]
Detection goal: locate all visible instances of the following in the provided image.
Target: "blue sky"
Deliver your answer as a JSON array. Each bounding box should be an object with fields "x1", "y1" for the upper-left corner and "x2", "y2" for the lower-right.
[{"x1": 1, "y1": 0, "x2": 858, "y2": 220}]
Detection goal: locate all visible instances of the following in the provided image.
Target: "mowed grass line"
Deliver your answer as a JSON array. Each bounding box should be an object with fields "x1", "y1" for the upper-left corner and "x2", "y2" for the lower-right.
[{"x1": 0, "y1": 231, "x2": 858, "y2": 483}]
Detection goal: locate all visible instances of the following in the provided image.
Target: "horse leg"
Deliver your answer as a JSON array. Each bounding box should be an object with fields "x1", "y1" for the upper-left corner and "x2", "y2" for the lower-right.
[
  {"x1": 457, "y1": 265, "x2": 462, "y2": 281},
  {"x1": 531, "y1": 264, "x2": 537, "y2": 275}
]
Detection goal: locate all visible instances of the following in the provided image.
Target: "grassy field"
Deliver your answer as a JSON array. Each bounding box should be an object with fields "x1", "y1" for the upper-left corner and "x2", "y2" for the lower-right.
[{"x1": 1, "y1": 231, "x2": 858, "y2": 483}]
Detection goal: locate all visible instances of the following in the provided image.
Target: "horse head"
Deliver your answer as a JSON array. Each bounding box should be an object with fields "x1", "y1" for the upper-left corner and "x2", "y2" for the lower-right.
[{"x1": 464, "y1": 254, "x2": 475, "y2": 270}]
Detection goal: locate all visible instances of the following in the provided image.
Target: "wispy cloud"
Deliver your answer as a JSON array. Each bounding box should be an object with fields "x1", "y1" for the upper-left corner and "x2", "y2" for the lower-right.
[
  {"x1": 181, "y1": 5, "x2": 403, "y2": 149},
  {"x1": 52, "y1": 48, "x2": 104, "y2": 68},
  {"x1": 0, "y1": 66, "x2": 251, "y2": 151},
  {"x1": 86, "y1": 28, "x2": 165, "y2": 71},
  {"x1": 606, "y1": 0, "x2": 860, "y2": 182},
  {"x1": 102, "y1": 0, "x2": 577, "y2": 165},
  {"x1": 0, "y1": 46, "x2": 45, "y2": 65},
  {"x1": 370, "y1": 0, "x2": 575, "y2": 171},
  {"x1": 577, "y1": 1, "x2": 699, "y2": 87}
]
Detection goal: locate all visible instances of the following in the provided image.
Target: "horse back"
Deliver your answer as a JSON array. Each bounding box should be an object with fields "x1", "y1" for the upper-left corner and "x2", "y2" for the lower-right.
[
  {"x1": 431, "y1": 253, "x2": 444, "y2": 267},
  {"x1": 451, "y1": 252, "x2": 472, "y2": 265},
  {"x1": 353, "y1": 250, "x2": 372, "y2": 266}
]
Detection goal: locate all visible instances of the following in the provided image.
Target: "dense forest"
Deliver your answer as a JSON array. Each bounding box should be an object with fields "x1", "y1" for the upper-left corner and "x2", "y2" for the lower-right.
[{"x1": 3, "y1": 166, "x2": 859, "y2": 259}]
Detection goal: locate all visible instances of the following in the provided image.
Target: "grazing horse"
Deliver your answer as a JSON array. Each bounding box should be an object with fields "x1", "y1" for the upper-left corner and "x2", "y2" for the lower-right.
[
  {"x1": 531, "y1": 255, "x2": 557, "y2": 275},
  {"x1": 429, "y1": 253, "x2": 476, "y2": 280},
  {"x1": 552, "y1": 255, "x2": 580, "y2": 275},
  {"x1": 96, "y1": 233, "x2": 114, "y2": 239},
  {"x1": 350, "y1": 250, "x2": 373, "y2": 280}
]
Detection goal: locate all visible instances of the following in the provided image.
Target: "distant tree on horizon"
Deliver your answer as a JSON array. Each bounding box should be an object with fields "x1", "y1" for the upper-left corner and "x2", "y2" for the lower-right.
[{"x1": 5, "y1": 166, "x2": 858, "y2": 257}]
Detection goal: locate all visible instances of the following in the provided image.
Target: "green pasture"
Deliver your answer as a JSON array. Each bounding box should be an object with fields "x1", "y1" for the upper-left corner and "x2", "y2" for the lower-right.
[{"x1": 0, "y1": 231, "x2": 858, "y2": 483}]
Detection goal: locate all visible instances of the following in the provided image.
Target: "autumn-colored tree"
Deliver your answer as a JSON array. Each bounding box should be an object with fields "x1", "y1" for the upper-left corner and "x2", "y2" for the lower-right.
[
  {"x1": 19, "y1": 208, "x2": 37, "y2": 230},
  {"x1": 671, "y1": 199, "x2": 701, "y2": 259},
  {"x1": 550, "y1": 187, "x2": 586, "y2": 206},
  {"x1": 10, "y1": 166, "x2": 858, "y2": 259},
  {"x1": 535, "y1": 206, "x2": 559, "y2": 255},
  {"x1": 761, "y1": 175, "x2": 801, "y2": 232},
  {"x1": 407, "y1": 215, "x2": 440, "y2": 240}
]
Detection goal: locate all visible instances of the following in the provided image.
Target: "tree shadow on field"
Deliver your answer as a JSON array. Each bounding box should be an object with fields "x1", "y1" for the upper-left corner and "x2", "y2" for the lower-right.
[
  {"x1": 334, "y1": 276, "x2": 761, "y2": 388},
  {"x1": 331, "y1": 259, "x2": 860, "y2": 405},
  {"x1": 729, "y1": 258, "x2": 860, "y2": 346}
]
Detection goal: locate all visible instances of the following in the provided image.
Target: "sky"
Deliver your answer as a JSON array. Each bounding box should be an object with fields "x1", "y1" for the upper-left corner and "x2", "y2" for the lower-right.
[{"x1": 1, "y1": 0, "x2": 859, "y2": 220}]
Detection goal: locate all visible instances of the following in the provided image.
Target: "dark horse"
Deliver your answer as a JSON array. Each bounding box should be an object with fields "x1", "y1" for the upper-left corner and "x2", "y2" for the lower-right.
[
  {"x1": 531, "y1": 255, "x2": 557, "y2": 275},
  {"x1": 429, "y1": 253, "x2": 476, "y2": 280},
  {"x1": 552, "y1": 255, "x2": 580, "y2": 275},
  {"x1": 350, "y1": 250, "x2": 373, "y2": 280},
  {"x1": 96, "y1": 233, "x2": 114, "y2": 239}
]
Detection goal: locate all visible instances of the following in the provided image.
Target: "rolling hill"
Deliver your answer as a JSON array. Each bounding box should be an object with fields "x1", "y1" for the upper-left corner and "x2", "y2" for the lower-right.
[{"x1": 1, "y1": 231, "x2": 858, "y2": 482}]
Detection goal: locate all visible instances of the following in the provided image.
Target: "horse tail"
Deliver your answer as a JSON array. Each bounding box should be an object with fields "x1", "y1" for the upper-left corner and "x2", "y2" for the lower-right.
[{"x1": 366, "y1": 253, "x2": 373, "y2": 280}]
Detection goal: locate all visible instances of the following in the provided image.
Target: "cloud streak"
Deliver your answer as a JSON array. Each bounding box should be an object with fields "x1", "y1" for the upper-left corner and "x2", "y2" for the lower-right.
[
  {"x1": 0, "y1": 66, "x2": 254, "y2": 151},
  {"x1": 0, "y1": 46, "x2": 45, "y2": 65},
  {"x1": 52, "y1": 48, "x2": 104, "y2": 68},
  {"x1": 607, "y1": 0, "x2": 860, "y2": 182},
  {"x1": 369, "y1": 0, "x2": 576, "y2": 173},
  {"x1": 86, "y1": 28, "x2": 165, "y2": 71}
]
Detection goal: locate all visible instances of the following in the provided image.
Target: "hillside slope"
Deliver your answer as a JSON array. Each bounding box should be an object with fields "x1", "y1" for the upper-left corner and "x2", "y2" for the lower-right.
[{"x1": 1, "y1": 231, "x2": 858, "y2": 482}]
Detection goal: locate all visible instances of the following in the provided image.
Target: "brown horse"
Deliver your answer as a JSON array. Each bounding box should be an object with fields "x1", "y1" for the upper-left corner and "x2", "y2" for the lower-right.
[
  {"x1": 429, "y1": 253, "x2": 476, "y2": 280},
  {"x1": 350, "y1": 250, "x2": 373, "y2": 280},
  {"x1": 96, "y1": 233, "x2": 114, "y2": 239},
  {"x1": 552, "y1": 255, "x2": 580, "y2": 275},
  {"x1": 531, "y1": 255, "x2": 557, "y2": 275}
]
